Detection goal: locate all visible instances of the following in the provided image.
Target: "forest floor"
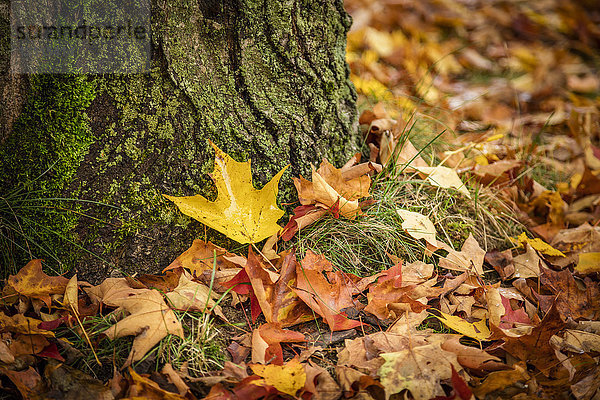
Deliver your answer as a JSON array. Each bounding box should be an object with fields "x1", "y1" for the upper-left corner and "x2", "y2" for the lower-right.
[{"x1": 1, "y1": 0, "x2": 600, "y2": 399}]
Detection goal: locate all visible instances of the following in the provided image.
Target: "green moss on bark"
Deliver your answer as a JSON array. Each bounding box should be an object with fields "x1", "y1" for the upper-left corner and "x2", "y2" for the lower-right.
[{"x1": 1, "y1": 0, "x2": 359, "y2": 282}]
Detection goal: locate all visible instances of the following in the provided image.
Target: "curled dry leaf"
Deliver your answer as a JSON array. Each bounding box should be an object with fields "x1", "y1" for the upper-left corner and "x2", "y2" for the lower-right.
[
  {"x1": 281, "y1": 205, "x2": 327, "y2": 242},
  {"x1": 293, "y1": 250, "x2": 362, "y2": 331},
  {"x1": 293, "y1": 158, "x2": 372, "y2": 219},
  {"x1": 126, "y1": 367, "x2": 186, "y2": 399},
  {"x1": 243, "y1": 247, "x2": 312, "y2": 327},
  {"x1": 62, "y1": 275, "x2": 79, "y2": 315},
  {"x1": 441, "y1": 336, "x2": 504, "y2": 371},
  {"x1": 7, "y1": 259, "x2": 69, "y2": 308},
  {"x1": 163, "y1": 239, "x2": 246, "y2": 276},
  {"x1": 470, "y1": 363, "x2": 530, "y2": 399},
  {"x1": 439, "y1": 234, "x2": 486, "y2": 276},
  {"x1": 163, "y1": 141, "x2": 287, "y2": 244},
  {"x1": 251, "y1": 323, "x2": 306, "y2": 365}
]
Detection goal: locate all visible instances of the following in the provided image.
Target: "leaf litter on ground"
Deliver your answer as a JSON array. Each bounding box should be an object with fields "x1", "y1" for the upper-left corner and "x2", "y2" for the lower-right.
[{"x1": 1, "y1": 0, "x2": 600, "y2": 398}]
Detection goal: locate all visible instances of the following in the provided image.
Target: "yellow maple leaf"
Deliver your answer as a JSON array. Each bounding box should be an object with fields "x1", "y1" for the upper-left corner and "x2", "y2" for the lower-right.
[
  {"x1": 164, "y1": 141, "x2": 288, "y2": 244},
  {"x1": 433, "y1": 311, "x2": 491, "y2": 341},
  {"x1": 515, "y1": 232, "x2": 565, "y2": 257},
  {"x1": 250, "y1": 358, "x2": 306, "y2": 396}
]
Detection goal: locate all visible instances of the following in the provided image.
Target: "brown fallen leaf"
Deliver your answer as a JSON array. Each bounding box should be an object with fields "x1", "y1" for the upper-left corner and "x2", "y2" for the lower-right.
[
  {"x1": 491, "y1": 304, "x2": 565, "y2": 376},
  {"x1": 365, "y1": 270, "x2": 435, "y2": 322},
  {"x1": 551, "y1": 223, "x2": 600, "y2": 268},
  {"x1": 161, "y1": 363, "x2": 192, "y2": 397},
  {"x1": 0, "y1": 366, "x2": 47, "y2": 399},
  {"x1": 251, "y1": 322, "x2": 306, "y2": 365},
  {"x1": 302, "y1": 361, "x2": 341, "y2": 400},
  {"x1": 281, "y1": 205, "x2": 328, "y2": 242},
  {"x1": 8, "y1": 334, "x2": 49, "y2": 357},
  {"x1": 485, "y1": 249, "x2": 515, "y2": 280},
  {"x1": 470, "y1": 363, "x2": 530, "y2": 398},
  {"x1": 134, "y1": 269, "x2": 184, "y2": 293},
  {"x1": 8, "y1": 260, "x2": 69, "y2": 308},
  {"x1": 102, "y1": 289, "x2": 184, "y2": 367},
  {"x1": 540, "y1": 266, "x2": 600, "y2": 321},
  {"x1": 44, "y1": 360, "x2": 114, "y2": 400},
  {"x1": 440, "y1": 336, "x2": 504, "y2": 371},
  {"x1": 163, "y1": 239, "x2": 246, "y2": 276},
  {"x1": 378, "y1": 341, "x2": 464, "y2": 400},
  {"x1": 244, "y1": 248, "x2": 313, "y2": 327},
  {"x1": 294, "y1": 159, "x2": 372, "y2": 219},
  {"x1": 164, "y1": 270, "x2": 225, "y2": 319},
  {"x1": 338, "y1": 331, "x2": 430, "y2": 374},
  {"x1": 512, "y1": 244, "x2": 542, "y2": 278},
  {"x1": 62, "y1": 275, "x2": 79, "y2": 315},
  {"x1": 125, "y1": 368, "x2": 186, "y2": 399},
  {"x1": 293, "y1": 250, "x2": 362, "y2": 331},
  {"x1": 0, "y1": 311, "x2": 55, "y2": 337},
  {"x1": 439, "y1": 234, "x2": 486, "y2": 276},
  {"x1": 85, "y1": 278, "x2": 148, "y2": 307}
]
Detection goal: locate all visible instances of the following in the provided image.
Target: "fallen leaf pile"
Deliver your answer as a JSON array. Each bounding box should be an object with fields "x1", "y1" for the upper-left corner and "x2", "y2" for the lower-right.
[{"x1": 1, "y1": 0, "x2": 600, "y2": 399}]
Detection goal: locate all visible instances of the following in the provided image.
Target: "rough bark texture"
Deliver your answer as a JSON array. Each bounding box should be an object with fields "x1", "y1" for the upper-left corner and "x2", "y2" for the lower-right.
[{"x1": 0, "y1": 0, "x2": 359, "y2": 282}]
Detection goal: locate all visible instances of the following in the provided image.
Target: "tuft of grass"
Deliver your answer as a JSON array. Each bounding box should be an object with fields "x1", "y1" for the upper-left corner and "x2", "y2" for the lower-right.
[
  {"x1": 0, "y1": 180, "x2": 118, "y2": 278},
  {"x1": 157, "y1": 312, "x2": 226, "y2": 376},
  {"x1": 55, "y1": 312, "x2": 133, "y2": 379},
  {"x1": 292, "y1": 131, "x2": 523, "y2": 277}
]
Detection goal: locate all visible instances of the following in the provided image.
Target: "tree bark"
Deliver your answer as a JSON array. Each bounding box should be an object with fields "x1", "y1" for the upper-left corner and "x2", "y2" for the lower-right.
[{"x1": 0, "y1": 0, "x2": 358, "y2": 281}]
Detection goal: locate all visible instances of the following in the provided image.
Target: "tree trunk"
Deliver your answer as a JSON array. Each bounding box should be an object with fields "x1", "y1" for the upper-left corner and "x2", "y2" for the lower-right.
[{"x1": 0, "y1": 0, "x2": 358, "y2": 282}]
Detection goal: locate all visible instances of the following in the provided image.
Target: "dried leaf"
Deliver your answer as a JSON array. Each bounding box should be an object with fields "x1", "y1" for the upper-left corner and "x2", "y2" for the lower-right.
[
  {"x1": 164, "y1": 270, "x2": 225, "y2": 319},
  {"x1": 491, "y1": 304, "x2": 565, "y2": 375},
  {"x1": 251, "y1": 323, "x2": 305, "y2": 365},
  {"x1": 126, "y1": 368, "x2": 186, "y2": 399},
  {"x1": 0, "y1": 311, "x2": 55, "y2": 337},
  {"x1": 434, "y1": 311, "x2": 491, "y2": 341},
  {"x1": 164, "y1": 141, "x2": 287, "y2": 243},
  {"x1": 63, "y1": 275, "x2": 79, "y2": 315},
  {"x1": 471, "y1": 363, "x2": 530, "y2": 398},
  {"x1": 575, "y1": 252, "x2": 600, "y2": 274},
  {"x1": 250, "y1": 358, "x2": 306, "y2": 396},
  {"x1": 379, "y1": 342, "x2": 464, "y2": 400},
  {"x1": 516, "y1": 232, "x2": 565, "y2": 257},
  {"x1": 293, "y1": 250, "x2": 362, "y2": 331},
  {"x1": 512, "y1": 244, "x2": 542, "y2": 278},
  {"x1": 540, "y1": 266, "x2": 600, "y2": 321},
  {"x1": 396, "y1": 209, "x2": 437, "y2": 247},
  {"x1": 293, "y1": 159, "x2": 372, "y2": 219},
  {"x1": 102, "y1": 289, "x2": 184, "y2": 367},
  {"x1": 8, "y1": 260, "x2": 69, "y2": 308},
  {"x1": 244, "y1": 248, "x2": 312, "y2": 327},
  {"x1": 163, "y1": 239, "x2": 245, "y2": 276},
  {"x1": 416, "y1": 166, "x2": 471, "y2": 198},
  {"x1": 439, "y1": 234, "x2": 486, "y2": 276}
]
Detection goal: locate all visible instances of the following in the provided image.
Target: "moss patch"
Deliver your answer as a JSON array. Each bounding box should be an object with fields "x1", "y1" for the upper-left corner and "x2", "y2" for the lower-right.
[{"x1": 0, "y1": 75, "x2": 96, "y2": 274}]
